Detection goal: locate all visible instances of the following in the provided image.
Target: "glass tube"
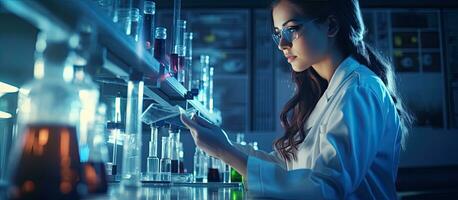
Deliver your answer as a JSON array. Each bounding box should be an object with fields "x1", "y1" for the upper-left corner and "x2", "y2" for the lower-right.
[
  {"x1": 92, "y1": 0, "x2": 114, "y2": 18},
  {"x1": 129, "y1": 8, "x2": 140, "y2": 41},
  {"x1": 171, "y1": 0, "x2": 182, "y2": 49},
  {"x1": 160, "y1": 136, "x2": 171, "y2": 182},
  {"x1": 146, "y1": 124, "x2": 160, "y2": 181},
  {"x1": 113, "y1": 0, "x2": 132, "y2": 35},
  {"x1": 142, "y1": 1, "x2": 156, "y2": 53},
  {"x1": 171, "y1": 20, "x2": 186, "y2": 81},
  {"x1": 154, "y1": 27, "x2": 167, "y2": 85},
  {"x1": 199, "y1": 55, "x2": 210, "y2": 107},
  {"x1": 208, "y1": 66, "x2": 214, "y2": 112},
  {"x1": 121, "y1": 71, "x2": 144, "y2": 187},
  {"x1": 184, "y1": 32, "x2": 193, "y2": 90},
  {"x1": 169, "y1": 126, "x2": 180, "y2": 174},
  {"x1": 106, "y1": 121, "x2": 121, "y2": 177}
]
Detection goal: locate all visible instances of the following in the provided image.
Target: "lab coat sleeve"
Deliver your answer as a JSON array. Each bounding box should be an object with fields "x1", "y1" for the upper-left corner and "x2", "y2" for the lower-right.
[
  {"x1": 246, "y1": 85, "x2": 384, "y2": 199},
  {"x1": 233, "y1": 143, "x2": 286, "y2": 169}
]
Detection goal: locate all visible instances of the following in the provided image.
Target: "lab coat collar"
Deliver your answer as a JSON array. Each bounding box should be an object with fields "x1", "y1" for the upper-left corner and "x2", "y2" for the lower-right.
[{"x1": 324, "y1": 56, "x2": 360, "y2": 101}]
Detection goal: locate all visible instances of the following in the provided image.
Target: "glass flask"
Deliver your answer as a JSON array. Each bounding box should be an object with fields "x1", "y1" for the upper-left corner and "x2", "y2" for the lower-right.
[{"x1": 9, "y1": 32, "x2": 82, "y2": 199}]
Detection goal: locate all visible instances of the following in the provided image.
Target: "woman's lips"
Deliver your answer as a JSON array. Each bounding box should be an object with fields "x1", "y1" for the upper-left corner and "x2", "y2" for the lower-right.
[{"x1": 286, "y1": 56, "x2": 297, "y2": 63}]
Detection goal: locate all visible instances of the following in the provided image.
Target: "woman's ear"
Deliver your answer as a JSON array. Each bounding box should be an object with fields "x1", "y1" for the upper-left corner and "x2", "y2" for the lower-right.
[{"x1": 327, "y1": 15, "x2": 340, "y2": 38}]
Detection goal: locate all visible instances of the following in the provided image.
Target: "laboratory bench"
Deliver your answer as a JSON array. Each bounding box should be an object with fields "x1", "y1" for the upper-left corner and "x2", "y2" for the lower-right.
[{"x1": 0, "y1": 181, "x2": 247, "y2": 200}]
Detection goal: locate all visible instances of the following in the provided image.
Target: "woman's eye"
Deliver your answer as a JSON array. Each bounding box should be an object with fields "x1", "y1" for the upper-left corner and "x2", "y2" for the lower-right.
[{"x1": 286, "y1": 25, "x2": 300, "y2": 32}]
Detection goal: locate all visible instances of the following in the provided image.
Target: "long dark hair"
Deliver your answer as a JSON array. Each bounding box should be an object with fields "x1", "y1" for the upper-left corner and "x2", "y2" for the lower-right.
[{"x1": 272, "y1": 0, "x2": 414, "y2": 161}]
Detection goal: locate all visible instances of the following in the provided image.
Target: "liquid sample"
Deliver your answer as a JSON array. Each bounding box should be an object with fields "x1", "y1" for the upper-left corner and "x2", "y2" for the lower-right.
[{"x1": 9, "y1": 124, "x2": 81, "y2": 200}]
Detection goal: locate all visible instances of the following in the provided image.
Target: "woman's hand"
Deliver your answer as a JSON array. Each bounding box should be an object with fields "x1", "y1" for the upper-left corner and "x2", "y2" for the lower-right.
[{"x1": 180, "y1": 113, "x2": 233, "y2": 159}]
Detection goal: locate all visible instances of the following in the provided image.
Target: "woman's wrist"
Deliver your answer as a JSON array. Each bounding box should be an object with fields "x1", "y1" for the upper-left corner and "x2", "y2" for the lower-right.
[{"x1": 220, "y1": 143, "x2": 248, "y2": 177}]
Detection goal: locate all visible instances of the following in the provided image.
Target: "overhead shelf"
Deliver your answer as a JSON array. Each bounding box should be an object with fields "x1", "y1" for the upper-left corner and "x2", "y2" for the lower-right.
[{"x1": 1, "y1": 0, "x2": 222, "y2": 126}]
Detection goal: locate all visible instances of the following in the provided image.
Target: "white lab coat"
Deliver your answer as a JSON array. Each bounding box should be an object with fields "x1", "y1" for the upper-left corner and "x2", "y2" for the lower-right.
[{"x1": 235, "y1": 56, "x2": 402, "y2": 199}]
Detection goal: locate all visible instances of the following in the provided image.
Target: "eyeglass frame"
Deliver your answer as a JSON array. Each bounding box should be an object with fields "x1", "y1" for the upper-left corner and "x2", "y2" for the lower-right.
[{"x1": 272, "y1": 18, "x2": 320, "y2": 46}]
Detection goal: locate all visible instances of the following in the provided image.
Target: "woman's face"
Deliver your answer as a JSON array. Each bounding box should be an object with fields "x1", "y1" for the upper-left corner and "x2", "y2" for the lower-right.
[{"x1": 272, "y1": 0, "x2": 330, "y2": 72}]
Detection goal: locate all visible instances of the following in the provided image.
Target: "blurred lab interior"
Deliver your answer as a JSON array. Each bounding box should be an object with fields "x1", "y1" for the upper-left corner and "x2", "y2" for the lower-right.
[{"x1": 1, "y1": 0, "x2": 458, "y2": 199}]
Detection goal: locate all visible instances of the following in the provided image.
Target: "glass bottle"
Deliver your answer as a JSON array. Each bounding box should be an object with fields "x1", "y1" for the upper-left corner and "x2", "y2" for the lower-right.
[
  {"x1": 121, "y1": 71, "x2": 144, "y2": 187},
  {"x1": 207, "y1": 157, "x2": 221, "y2": 182},
  {"x1": 146, "y1": 123, "x2": 160, "y2": 181},
  {"x1": 72, "y1": 20, "x2": 100, "y2": 164},
  {"x1": 193, "y1": 148, "x2": 207, "y2": 183},
  {"x1": 81, "y1": 104, "x2": 109, "y2": 194},
  {"x1": 160, "y1": 136, "x2": 171, "y2": 182},
  {"x1": 169, "y1": 126, "x2": 181, "y2": 174},
  {"x1": 73, "y1": 65, "x2": 99, "y2": 163},
  {"x1": 9, "y1": 32, "x2": 82, "y2": 199},
  {"x1": 231, "y1": 133, "x2": 245, "y2": 183},
  {"x1": 113, "y1": 0, "x2": 132, "y2": 35}
]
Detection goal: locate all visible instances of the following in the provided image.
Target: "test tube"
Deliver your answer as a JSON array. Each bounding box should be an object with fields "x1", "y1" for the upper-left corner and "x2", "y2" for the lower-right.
[
  {"x1": 106, "y1": 95, "x2": 123, "y2": 177},
  {"x1": 160, "y1": 136, "x2": 172, "y2": 182},
  {"x1": 142, "y1": 0, "x2": 156, "y2": 53},
  {"x1": 169, "y1": 126, "x2": 181, "y2": 174},
  {"x1": 171, "y1": 20, "x2": 187, "y2": 80},
  {"x1": 199, "y1": 55, "x2": 210, "y2": 107},
  {"x1": 154, "y1": 27, "x2": 167, "y2": 86},
  {"x1": 146, "y1": 123, "x2": 160, "y2": 181},
  {"x1": 121, "y1": 71, "x2": 144, "y2": 187},
  {"x1": 208, "y1": 66, "x2": 214, "y2": 112},
  {"x1": 184, "y1": 32, "x2": 193, "y2": 90},
  {"x1": 113, "y1": 0, "x2": 132, "y2": 35},
  {"x1": 171, "y1": 0, "x2": 182, "y2": 49},
  {"x1": 92, "y1": 0, "x2": 114, "y2": 18},
  {"x1": 129, "y1": 8, "x2": 140, "y2": 41}
]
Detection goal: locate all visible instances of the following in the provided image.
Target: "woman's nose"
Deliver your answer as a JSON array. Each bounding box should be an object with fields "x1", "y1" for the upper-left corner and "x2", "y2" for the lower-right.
[{"x1": 277, "y1": 36, "x2": 291, "y2": 50}]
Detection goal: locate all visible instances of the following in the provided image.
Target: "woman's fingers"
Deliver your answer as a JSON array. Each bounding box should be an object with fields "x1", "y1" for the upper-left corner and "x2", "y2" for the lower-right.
[
  {"x1": 194, "y1": 115, "x2": 216, "y2": 129},
  {"x1": 180, "y1": 113, "x2": 200, "y2": 132}
]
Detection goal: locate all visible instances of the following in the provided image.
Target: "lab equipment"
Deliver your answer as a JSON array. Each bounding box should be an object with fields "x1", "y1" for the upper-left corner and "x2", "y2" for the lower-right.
[
  {"x1": 121, "y1": 71, "x2": 144, "y2": 187},
  {"x1": 145, "y1": 123, "x2": 160, "y2": 181},
  {"x1": 154, "y1": 27, "x2": 168, "y2": 84},
  {"x1": 129, "y1": 8, "x2": 140, "y2": 42},
  {"x1": 170, "y1": 20, "x2": 186, "y2": 82},
  {"x1": 207, "y1": 156, "x2": 221, "y2": 182},
  {"x1": 193, "y1": 148, "x2": 208, "y2": 183},
  {"x1": 169, "y1": 126, "x2": 181, "y2": 174},
  {"x1": 142, "y1": 0, "x2": 156, "y2": 53},
  {"x1": 113, "y1": 0, "x2": 132, "y2": 35},
  {"x1": 184, "y1": 32, "x2": 194, "y2": 90},
  {"x1": 10, "y1": 32, "x2": 82, "y2": 199},
  {"x1": 160, "y1": 136, "x2": 172, "y2": 182},
  {"x1": 198, "y1": 55, "x2": 210, "y2": 107},
  {"x1": 81, "y1": 104, "x2": 109, "y2": 194}
]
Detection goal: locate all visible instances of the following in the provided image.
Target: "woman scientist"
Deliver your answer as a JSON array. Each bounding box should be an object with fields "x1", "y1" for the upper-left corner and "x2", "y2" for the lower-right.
[{"x1": 181, "y1": 0, "x2": 413, "y2": 199}]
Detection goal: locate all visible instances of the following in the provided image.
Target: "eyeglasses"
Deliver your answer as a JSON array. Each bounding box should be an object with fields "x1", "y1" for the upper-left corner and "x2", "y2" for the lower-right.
[{"x1": 272, "y1": 18, "x2": 319, "y2": 46}]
